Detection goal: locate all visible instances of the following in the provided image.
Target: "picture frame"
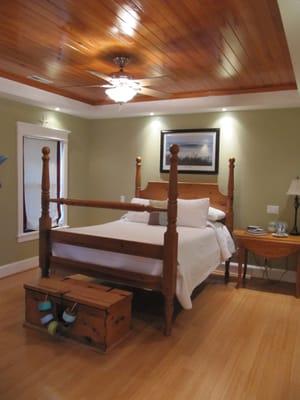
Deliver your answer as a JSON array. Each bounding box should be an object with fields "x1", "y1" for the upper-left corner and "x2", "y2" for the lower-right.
[{"x1": 160, "y1": 129, "x2": 220, "y2": 174}]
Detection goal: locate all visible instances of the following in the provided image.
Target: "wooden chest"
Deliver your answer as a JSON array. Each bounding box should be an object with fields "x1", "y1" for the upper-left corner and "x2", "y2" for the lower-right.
[{"x1": 24, "y1": 276, "x2": 133, "y2": 352}]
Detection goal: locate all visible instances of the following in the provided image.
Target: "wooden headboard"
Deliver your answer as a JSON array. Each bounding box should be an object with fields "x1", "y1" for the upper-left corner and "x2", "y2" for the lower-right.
[{"x1": 135, "y1": 157, "x2": 235, "y2": 232}]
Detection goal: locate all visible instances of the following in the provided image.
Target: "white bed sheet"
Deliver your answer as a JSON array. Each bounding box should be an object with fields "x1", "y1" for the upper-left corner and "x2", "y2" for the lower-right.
[{"x1": 52, "y1": 220, "x2": 235, "y2": 309}]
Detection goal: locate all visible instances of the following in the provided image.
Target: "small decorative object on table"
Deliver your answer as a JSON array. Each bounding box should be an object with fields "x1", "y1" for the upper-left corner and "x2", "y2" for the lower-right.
[
  {"x1": 267, "y1": 221, "x2": 277, "y2": 233},
  {"x1": 247, "y1": 225, "x2": 267, "y2": 235},
  {"x1": 272, "y1": 221, "x2": 288, "y2": 237}
]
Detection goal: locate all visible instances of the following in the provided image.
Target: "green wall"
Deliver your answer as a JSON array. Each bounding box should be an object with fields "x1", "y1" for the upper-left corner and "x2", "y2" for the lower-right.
[
  {"x1": 88, "y1": 109, "x2": 300, "y2": 232},
  {"x1": 0, "y1": 98, "x2": 90, "y2": 266},
  {"x1": 1, "y1": 96, "x2": 300, "y2": 270}
]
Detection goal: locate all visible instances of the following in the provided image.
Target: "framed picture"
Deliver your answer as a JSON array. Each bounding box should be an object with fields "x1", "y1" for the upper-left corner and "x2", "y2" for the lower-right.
[{"x1": 160, "y1": 129, "x2": 220, "y2": 174}]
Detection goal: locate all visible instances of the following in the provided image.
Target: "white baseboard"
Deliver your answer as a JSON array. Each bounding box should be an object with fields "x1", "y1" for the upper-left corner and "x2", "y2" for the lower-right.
[
  {"x1": 218, "y1": 262, "x2": 296, "y2": 283},
  {"x1": 0, "y1": 256, "x2": 38, "y2": 279},
  {"x1": 0, "y1": 257, "x2": 296, "y2": 283}
]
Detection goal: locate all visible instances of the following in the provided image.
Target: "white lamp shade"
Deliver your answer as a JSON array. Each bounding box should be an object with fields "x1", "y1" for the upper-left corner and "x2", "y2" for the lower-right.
[{"x1": 287, "y1": 177, "x2": 300, "y2": 196}]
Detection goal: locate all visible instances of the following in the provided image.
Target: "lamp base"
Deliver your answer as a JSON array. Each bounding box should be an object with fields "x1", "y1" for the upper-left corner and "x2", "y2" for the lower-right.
[
  {"x1": 289, "y1": 229, "x2": 300, "y2": 236},
  {"x1": 290, "y1": 197, "x2": 300, "y2": 235}
]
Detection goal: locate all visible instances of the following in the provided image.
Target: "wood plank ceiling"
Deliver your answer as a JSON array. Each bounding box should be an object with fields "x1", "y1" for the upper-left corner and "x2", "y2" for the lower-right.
[{"x1": 0, "y1": 0, "x2": 296, "y2": 105}]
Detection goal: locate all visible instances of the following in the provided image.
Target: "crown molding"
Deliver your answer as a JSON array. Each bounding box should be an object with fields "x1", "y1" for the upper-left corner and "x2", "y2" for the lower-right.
[{"x1": 0, "y1": 76, "x2": 300, "y2": 120}]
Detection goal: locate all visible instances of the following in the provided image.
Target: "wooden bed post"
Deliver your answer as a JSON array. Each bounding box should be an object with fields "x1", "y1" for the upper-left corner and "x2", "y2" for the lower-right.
[
  {"x1": 225, "y1": 158, "x2": 235, "y2": 283},
  {"x1": 163, "y1": 144, "x2": 179, "y2": 336},
  {"x1": 135, "y1": 156, "x2": 142, "y2": 197},
  {"x1": 39, "y1": 147, "x2": 52, "y2": 277},
  {"x1": 227, "y1": 158, "x2": 235, "y2": 234}
]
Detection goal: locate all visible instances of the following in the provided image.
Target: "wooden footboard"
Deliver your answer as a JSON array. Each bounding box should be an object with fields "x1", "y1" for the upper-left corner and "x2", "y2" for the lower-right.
[
  {"x1": 49, "y1": 230, "x2": 164, "y2": 290},
  {"x1": 50, "y1": 256, "x2": 163, "y2": 290}
]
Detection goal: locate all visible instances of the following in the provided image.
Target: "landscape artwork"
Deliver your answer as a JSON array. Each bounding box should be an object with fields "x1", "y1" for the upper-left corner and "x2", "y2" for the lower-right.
[{"x1": 160, "y1": 129, "x2": 220, "y2": 174}]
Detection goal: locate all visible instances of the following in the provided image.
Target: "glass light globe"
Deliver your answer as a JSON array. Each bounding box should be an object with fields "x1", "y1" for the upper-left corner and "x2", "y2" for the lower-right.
[{"x1": 105, "y1": 85, "x2": 137, "y2": 103}]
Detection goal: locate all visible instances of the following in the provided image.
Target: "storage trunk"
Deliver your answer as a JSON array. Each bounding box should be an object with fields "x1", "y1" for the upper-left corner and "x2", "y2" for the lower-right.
[{"x1": 24, "y1": 276, "x2": 132, "y2": 352}]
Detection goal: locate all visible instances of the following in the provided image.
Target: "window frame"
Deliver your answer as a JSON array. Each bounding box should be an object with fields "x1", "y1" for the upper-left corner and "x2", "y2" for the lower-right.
[{"x1": 17, "y1": 122, "x2": 69, "y2": 243}]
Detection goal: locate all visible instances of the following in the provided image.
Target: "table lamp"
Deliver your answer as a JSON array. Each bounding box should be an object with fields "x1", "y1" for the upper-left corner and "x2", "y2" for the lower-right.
[{"x1": 287, "y1": 176, "x2": 300, "y2": 235}]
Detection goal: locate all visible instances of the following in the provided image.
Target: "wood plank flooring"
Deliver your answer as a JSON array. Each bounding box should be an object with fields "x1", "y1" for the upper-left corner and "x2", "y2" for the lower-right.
[{"x1": 0, "y1": 269, "x2": 300, "y2": 400}]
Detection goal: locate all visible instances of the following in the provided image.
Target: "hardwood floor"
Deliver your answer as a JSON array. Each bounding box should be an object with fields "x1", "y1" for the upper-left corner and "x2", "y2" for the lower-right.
[{"x1": 0, "y1": 269, "x2": 300, "y2": 400}]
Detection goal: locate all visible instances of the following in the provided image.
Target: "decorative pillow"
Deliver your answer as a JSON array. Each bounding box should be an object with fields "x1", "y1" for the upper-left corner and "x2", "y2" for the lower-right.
[
  {"x1": 177, "y1": 198, "x2": 209, "y2": 228},
  {"x1": 208, "y1": 207, "x2": 226, "y2": 222},
  {"x1": 147, "y1": 200, "x2": 167, "y2": 226},
  {"x1": 148, "y1": 211, "x2": 168, "y2": 226},
  {"x1": 124, "y1": 197, "x2": 150, "y2": 223}
]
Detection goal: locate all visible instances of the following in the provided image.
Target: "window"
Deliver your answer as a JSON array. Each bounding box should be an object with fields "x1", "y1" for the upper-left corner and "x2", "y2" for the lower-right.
[{"x1": 17, "y1": 122, "x2": 69, "y2": 242}]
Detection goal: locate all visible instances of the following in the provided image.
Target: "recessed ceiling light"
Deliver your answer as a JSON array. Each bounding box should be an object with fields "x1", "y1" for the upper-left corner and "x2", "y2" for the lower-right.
[
  {"x1": 111, "y1": 26, "x2": 119, "y2": 34},
  {"x1": 150, "y1": 112, "x2": 154, "y2": 116},
  {"x1": 222, "y1": 108, "x2": 227, "y2": 112},
  {"x1": 55, "y1": 107, "x2": 60, "y2": 111}
]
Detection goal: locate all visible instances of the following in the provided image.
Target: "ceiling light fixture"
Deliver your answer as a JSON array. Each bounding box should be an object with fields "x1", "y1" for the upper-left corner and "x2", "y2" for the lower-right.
[
  {"x1": 150, "y1": 112, "x2": 154, "y2": 116},
  {"x1": 105, "y1": 77, "x2": 140, "y2": 103},
  {"x1": 55, "y1": 107, "x2": 60, "y2": 111},
  {"x1": 222, "y1": 108, "x2": 227, "y2": 112}
]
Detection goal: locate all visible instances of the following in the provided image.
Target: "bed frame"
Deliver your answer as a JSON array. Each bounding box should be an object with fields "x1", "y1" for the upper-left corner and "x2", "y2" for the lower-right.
[{"x1": 39, "y1": 145, "x2": 235, "y2": 335}]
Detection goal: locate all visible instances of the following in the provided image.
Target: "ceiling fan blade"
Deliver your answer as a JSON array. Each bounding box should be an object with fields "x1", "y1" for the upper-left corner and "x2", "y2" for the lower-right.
[
  {"x1": 87, "y1": 70, "x2": 113, "y2": 82},
  {"x1": 133, "y1": 76, "x2": 167, "y2": 86},
  {"x1": 139, "y1": 87, "x2": 169, "y2": 98},
  {"x1": 61, "y1": 84, "x2": 102, "y2": 88}
]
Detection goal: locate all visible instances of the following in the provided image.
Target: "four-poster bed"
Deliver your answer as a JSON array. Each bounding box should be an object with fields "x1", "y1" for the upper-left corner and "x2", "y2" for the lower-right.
[{"x1": 39, "y1": 145, "x2": 235, "y2": 335}]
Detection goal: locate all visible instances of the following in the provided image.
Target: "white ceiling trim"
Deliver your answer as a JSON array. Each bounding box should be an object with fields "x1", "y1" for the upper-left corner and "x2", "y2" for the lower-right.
[
  {"x1": 92, "y1": 90, "x2": 300, "y2": 119},
  {"x1": 0, "y1": 76, "x2": 300, "y2": 120},
  {"x1": 0, "y1": 77, "x2": 95, "y2": 118}
]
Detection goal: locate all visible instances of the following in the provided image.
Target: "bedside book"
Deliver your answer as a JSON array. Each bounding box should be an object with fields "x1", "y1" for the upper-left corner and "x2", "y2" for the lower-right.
[{"x1": 246, "y1": 226, "x2": 267, "y2": 235}]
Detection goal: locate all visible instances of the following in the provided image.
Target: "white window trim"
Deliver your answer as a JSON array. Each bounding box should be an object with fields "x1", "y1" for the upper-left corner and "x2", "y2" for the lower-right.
[{"x1": 17, "y1": 122, "x2": 69, "y2": 243}]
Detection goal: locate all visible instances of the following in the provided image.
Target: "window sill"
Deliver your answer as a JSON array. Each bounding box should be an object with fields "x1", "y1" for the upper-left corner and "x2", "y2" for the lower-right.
[
  {"x1": 17, "y1": 231, "x2": 38, "y2": 243},
  {"x1": 17, "y1": 225, "x2": 69, "y2": 243}
]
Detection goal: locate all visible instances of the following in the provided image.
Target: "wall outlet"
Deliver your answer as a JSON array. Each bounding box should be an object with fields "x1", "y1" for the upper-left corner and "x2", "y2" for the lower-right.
[
  {"x1": 267, "y1": 205, "x2": 279, "y2": 214},
  {"x1": 120, "y1": 195, "x2": 126, "y2": 203}
]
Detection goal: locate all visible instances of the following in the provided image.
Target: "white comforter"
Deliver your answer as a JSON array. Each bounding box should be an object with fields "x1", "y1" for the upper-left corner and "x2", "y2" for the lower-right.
[{"x1": 52, "y1": 220, "x2": 235, "y2": 309}]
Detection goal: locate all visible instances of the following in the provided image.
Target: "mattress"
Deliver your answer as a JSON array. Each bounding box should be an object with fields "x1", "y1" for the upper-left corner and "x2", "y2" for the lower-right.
[{"x1": 52, "y1": 220, "x2": 235, "y2": 309}]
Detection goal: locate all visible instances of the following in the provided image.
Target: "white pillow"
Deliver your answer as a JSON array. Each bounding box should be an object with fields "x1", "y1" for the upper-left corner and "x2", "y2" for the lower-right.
[
  {"x1": 208, "y1": 206, "x2": 226, "y2": 222},
  {"x1": 177, "y1": 198, "x2": 209, "y2": 228},
  {"x1": 124, "y1": 197, "x2": 150, "y2": 223}
]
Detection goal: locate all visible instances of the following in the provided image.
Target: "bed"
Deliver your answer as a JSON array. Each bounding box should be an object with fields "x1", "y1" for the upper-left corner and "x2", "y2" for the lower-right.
[{"x1": 39, "y1": 145, "x2": 235, "y2": 335}]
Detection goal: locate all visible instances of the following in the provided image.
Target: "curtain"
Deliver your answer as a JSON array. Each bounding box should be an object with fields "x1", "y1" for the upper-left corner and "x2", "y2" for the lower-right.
[{"x1": 23, "y1": 137, "x2": 62, "y2": 231}]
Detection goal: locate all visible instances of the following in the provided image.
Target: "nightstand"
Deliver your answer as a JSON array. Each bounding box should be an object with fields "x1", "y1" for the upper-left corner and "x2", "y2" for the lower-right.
[{"x1": 234, "y1": 229, "x2": 300, "y2": 297}]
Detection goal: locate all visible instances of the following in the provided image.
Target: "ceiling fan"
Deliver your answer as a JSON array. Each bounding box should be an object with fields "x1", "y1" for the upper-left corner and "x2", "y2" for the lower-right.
[{"x1": 85, "y1": 56, "x2": 168, "y2": 103}]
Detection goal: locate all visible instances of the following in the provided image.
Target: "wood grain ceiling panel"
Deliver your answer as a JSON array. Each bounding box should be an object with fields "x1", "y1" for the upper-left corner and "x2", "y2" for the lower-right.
[{"x1": 0, "y1": 0, "x2": 296, "y2": 105}]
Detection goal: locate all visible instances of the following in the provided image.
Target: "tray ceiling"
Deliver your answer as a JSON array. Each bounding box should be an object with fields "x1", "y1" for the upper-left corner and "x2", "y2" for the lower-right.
[{"x1": 0, "y1": 0, "x2": 296, "y2": 105}]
